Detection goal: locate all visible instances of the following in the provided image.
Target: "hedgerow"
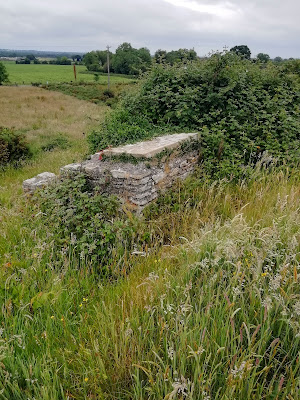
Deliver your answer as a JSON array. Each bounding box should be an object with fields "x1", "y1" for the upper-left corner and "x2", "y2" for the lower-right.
[{"x1": 89, "y1": 52, "x2": 300, "y2": 178}]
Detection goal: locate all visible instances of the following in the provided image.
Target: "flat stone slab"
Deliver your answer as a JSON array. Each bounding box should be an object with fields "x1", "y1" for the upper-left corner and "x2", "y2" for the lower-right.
[
  {"x1": 23, "y1": 172, "x2": 56, "y2": 194},
  {"x1": 103, "y1": 132, "x2": 199, "y2": 159}
]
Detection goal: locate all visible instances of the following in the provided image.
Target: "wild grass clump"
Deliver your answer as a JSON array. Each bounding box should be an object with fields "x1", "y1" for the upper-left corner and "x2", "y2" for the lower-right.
[
  {"x1": 40, "y1": 134, "x2": 70, "y2": 152},
  {"x1": 89, "y1": 51, "x2": 300, "y2": 178},
  {"x1": 0, "y1": 170, "x2": 299, "y2": 399}
]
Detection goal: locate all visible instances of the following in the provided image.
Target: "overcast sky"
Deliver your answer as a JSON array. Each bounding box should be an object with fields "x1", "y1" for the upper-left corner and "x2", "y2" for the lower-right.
[{"x1": 0, "y1": 0, "x2": 299, "y2": 58}]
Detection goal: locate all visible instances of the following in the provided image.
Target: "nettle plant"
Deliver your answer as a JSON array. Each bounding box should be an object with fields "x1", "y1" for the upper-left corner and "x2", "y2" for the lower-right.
[{"x1": 89, "y1": 51, "x2": 300, "y2": 179}]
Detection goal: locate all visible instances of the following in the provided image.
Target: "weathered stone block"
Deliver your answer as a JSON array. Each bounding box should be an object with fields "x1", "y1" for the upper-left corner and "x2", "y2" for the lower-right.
[
  {"x1": 110, "y1": 169, "x2": 130, "y2": 179},
  {"x1": 23, "y1": 172, "x2": 56, "y2": 194},
  {"x1": 60, "y1": 163, "x2": 82, "y2": 176}
]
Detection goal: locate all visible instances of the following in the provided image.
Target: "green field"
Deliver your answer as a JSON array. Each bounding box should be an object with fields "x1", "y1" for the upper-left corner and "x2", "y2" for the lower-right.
[{"x1": 2, "y1": 61, "x2": 134, "y2": 85}]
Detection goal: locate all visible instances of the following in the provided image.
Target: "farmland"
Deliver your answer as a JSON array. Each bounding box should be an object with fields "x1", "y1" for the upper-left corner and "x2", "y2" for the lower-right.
[{"x1": 2, "y1": 61, "x2": 134, "y2": 85}]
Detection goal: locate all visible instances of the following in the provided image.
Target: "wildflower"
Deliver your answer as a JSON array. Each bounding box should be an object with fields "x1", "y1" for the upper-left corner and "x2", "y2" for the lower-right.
[
  {"x1": 168, "y1": 375, "x2": 190, "y2": 399},
  {"x1": 262, "y1": 296, "x2": 272, "y2": 309},
  {"x1": 83, "y1": 297, "x2": 88, "y2": 302},
  {"x1": 70, "y1": 233, "x2": 77, "y2": 245},
  {"x1": 60, "y1": 317, "x2": 64, "y2": 322},
  {"x1": 167, "y1": 346, "x2": 174, "y2": 360},
  {"x1": 231, "y1": 361, "x2": 253, "y2": 379},
  {"x1": 232, "y1": 287, "x2": 241, "y2": 298},
  {"x1": 50, "y1": 315, "x2": 55, "y2": 319},
  {"x1": 202, "y1": 391, "x2": 211, "y2": 400},
  {"x1": 79, "y1": 303, "x2": 83, "y2": 308},
  {"x1": 269, "y1": 274, "x2": 281, "y2": 291},
  {"x1": 84, "y1": 377, "x2": 89, "y2": 382},
  {"x1": 125, "y1": 328, "x2": 133, "y2": 338},
  {"x1": 261, "y1": 272, "x2": 267, "y2": 277}
]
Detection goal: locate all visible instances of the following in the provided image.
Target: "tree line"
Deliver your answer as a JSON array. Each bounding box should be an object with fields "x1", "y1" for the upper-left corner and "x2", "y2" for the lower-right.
[
  {"x1": 83, "y1": 43, "x2": 198, "y2": 75},
  {"x1": 83, "y1": 43, "x2": 295, "y2": 76}
]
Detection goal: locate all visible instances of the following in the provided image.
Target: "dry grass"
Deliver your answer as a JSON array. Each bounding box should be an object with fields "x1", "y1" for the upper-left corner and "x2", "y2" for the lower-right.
[
  {"x1": 0, "y1": 86, "x2": 108, "y2": 208},
  {"x1": 0, "y1": 86, "x2": 108, "y2": 145}
]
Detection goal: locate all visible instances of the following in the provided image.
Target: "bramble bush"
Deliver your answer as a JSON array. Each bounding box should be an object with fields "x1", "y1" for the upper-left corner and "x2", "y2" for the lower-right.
[
  {"x1": 0, "y1": 127, "x2": 32, "y2": 166},
  {"x1": 35, "y1": 174, "x2": 143, "y2": 272},
  {"x1": 89, "y1": 51, "x2": 300, "y2": 178}
]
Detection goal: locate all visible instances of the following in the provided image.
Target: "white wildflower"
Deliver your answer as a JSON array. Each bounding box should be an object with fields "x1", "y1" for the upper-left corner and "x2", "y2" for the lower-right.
[
  {"x1": 178, "y1": 304, "x2": 193, "y2": 314},
  {"x1": 232, "y1": 286, "x2": 241, "y2": 299},
  {"x1": 147, "y1": 272, "x2": 159, "y2": 282},
  {"x1": 168, "y1": 376, "x2": 190, "y2": 399},
  {"x1": 262, "y1": 296, "x2": 273, "y2": 309},
  {"x1": 269, "y1": 274, "x2": 281, "y2": 291},
  {"x1": 231, "y1": 361, "x2": 253, "y2": 379},
  {"x1": 70, "y1": 233, "x2": 77, "y2": 245},
  {"x1": 125, "y1": 328, "x2": 133, "y2": 338},
  {"x1": 167, "y1": 346, "x2": 174, "y2": 360},
  {"x1": 202, "y1": 390, "x2": 211, "y2": 400}
]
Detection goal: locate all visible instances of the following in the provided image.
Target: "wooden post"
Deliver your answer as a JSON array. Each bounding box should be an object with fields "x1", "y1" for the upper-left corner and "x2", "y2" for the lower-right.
[{"x1": 106, "y1": 45, "x2": 111, "y2": 90}]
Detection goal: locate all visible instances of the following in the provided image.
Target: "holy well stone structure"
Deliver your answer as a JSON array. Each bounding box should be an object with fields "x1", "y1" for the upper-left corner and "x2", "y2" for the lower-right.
[{"x1": 23, "y1": 133, "x2": 200, "y2": 210}]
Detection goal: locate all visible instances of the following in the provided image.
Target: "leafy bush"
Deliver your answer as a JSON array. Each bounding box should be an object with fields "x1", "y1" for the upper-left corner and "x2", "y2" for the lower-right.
[
  {"x1": 0, "y1": 62, "x2": 9, "y2": 85},
  {"x1": 0, "y1": 127, "x2": 32, "y2": 166},
  {"x1": 41, "y1": 134, "x2": 70, "y2": 152},
  {"x1": 89, "y1": 51, "x2": 300, "y2": 178},
  {"x1": 36, "y1": 174, "x2": 140, "y2": 271}
]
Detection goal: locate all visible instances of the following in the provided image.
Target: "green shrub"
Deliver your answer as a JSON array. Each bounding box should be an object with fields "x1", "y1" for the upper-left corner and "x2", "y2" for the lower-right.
[
  {"x1": 41, "y1": 134, "x2": 70, "y2": 152},
  {"x1": 89, "y1": 51, "x2": 300, "y2": 178},
  {"x1": 0, "y1": 62, "x2": 9, "y2": 85},
  {"x1": 35, "y1": 174, "x2": 140, "y2": 271},
  {"x1": 0, "y1": 127, "x2": 32, "y2": 166}
]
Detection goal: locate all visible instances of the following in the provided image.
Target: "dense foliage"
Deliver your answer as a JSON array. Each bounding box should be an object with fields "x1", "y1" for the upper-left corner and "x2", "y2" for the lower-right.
[
  {"x1": 36, "y1": 174, "x2": 141, "y2": 269},
  {"x1": 83, "y1": 43, "x2": 152, "y2": 75},
  {"x1": 89, "y1": 51, "x2": 300, "y2": 178},
  {"x1": 230, "y1": 45, "x2": 251, "y2": 59},
  {"x1": 154, "y1": 48, "x2": 198, "y2": 64},
  {"x1": 83, "y1": 50, "x2": 111, "y2": 72},
  {"x1": 0, "y1": 61, "x2": 9, "y2": 84},
  {"x1": 0, "y1": 127, "x2": 31, "y2": 166}
]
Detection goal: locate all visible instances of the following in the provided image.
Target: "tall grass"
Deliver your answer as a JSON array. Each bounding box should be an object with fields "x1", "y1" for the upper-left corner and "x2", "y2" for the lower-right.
[{"x1": 0, "y1": 168, "x2": 299, "y2": 399}]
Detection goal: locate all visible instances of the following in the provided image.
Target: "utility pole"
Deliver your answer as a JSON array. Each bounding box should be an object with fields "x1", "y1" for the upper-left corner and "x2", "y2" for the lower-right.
[{"x1": 106, "y1": 45, "x2": 111, "y2": 90}]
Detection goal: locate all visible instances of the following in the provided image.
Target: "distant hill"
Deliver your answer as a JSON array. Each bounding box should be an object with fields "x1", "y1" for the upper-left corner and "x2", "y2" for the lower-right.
[{"x1": 0, "y1": 49, "x2": 85, "y2": 58}]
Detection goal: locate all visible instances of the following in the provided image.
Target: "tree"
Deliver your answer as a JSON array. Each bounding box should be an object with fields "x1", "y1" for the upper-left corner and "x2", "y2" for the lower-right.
[
  {"x1": 273, "y1": 56, "x2": 283, "y2": 63},
  {"x1": 83, "y1": 50, "x2": 112, "y2": 72},
  {"x1": 155, "y1": 48, "x2": 198, "y2": 65},
  {"x1": 154, "y1": 49, "x2": 167, "y2": 64},
  {"x1": 0, "y1": 62, "x2": 9, "y2": 85},
  {"x1": 72, "y1": 54, "x2": 82, "y2": 62},
  {"x1": 112, "y1": 43, "x2": 151, "y2": 75},
  {"x1": 257, "y1": 53, "x2": 270, "y2": 63},
  {"x1": 230, "y1": 45, "x2": 251, "y2": 59},
  {"x1": 25, "y1": 54, "x2": 37, "y2": 61}
]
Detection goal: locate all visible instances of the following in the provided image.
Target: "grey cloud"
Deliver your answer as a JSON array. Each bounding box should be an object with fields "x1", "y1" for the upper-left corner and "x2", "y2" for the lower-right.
[{"x1": 0, "y1": 0, "x2": 299, "y2": 57}]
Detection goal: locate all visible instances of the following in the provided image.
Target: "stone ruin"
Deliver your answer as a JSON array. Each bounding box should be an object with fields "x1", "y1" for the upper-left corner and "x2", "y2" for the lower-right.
[{"x1": 23, "y1": 133, "x2": 200, "y2": 210}]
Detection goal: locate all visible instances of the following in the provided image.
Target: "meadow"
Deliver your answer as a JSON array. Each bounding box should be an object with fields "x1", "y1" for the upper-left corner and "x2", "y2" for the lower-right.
[
  {"x1": 2, "y1": 61, "x2": 134, "y2": 85},
  {"x1": 0, "y1": 56, "x2": 299, "y2": 399}
]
